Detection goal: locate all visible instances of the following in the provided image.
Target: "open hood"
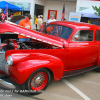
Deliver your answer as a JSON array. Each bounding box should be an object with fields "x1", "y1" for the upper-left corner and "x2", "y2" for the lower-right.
[{"x1": 0, "y1": 21, "x2": 63, "y2": 48}]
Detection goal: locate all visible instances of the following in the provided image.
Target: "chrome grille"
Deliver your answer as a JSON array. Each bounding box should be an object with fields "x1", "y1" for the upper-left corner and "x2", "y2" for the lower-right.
[
  {"x1": 0, "y1": 51, "x2": 6, "y2": 71},
  {"x1": 4, "y1": 61, "x2": 9, "y2": 75}
]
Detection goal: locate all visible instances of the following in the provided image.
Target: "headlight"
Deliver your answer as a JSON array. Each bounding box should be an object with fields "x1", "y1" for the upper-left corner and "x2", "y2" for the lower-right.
[{"x1": 7, "y1": 56, "x2": 13, "y2": 65}]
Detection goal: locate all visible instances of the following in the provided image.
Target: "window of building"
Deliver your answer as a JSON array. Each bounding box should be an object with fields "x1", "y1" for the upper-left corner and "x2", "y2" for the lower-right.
[{"x1": 72, "y1": 30, "x2": 93, "y2": 42}]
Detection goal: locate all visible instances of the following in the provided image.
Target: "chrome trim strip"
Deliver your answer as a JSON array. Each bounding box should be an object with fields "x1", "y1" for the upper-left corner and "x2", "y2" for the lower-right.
[
  {"x1": 32, "y1": 37, "x2": 36, "y2": 39},
  {"x1": 48, "y1": 42, "x2": 52, "y2": 44},
  {"x1": 26, "y1": 35, "x2": 31, "y2": 38},
  {"x1": 20, "y1": 33, "x2": 25, "y2": 36},
  {"x1": 37, "y1": 39, "x2": 42, "y2": 41},
  {"x1": 14, "y1": 32, "x2": 19, "y2": 34},
  {"x1": 43, "y1": 40, "x2": 47, "y2": 43}
]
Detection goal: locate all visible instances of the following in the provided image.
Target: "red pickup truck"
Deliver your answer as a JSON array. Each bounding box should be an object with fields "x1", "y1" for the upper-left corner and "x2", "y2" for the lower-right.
[{"x1": 0, "y1": 21, "x2": 100, "y2": 94}]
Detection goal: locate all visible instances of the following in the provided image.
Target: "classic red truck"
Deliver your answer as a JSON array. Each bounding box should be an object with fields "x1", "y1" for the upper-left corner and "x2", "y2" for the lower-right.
[{"x1": 0, "y1": 21, "x2": 100, "y2": 94}]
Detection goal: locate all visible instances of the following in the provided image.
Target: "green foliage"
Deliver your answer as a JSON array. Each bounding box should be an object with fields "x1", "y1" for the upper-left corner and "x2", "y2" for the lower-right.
[{"x1": 92, "y1": 6, "x2": 100, "y2": 16}]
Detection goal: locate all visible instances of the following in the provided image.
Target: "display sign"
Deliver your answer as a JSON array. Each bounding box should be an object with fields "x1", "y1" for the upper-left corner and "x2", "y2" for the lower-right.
[
  {"x1": 88, "y1": 18, "x2": 100, "y2": 26},
  {"x1": 76, "y1": 0, "x2": 100, "y2": 14},
  {"x1": 16, "y1": 3, "x2": 30, "y2": 11},
  {"x1": 8, "y1": 2, "x2": 30, "y2": 11},
  {"x1": 69, "y1": 12, "x2": 81, "y2": 22}
]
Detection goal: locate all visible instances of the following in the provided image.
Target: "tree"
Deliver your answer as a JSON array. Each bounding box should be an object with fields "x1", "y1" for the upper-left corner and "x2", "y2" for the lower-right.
[{"x1": 92, "y1": 6, "x2": 100, "y2": 16}]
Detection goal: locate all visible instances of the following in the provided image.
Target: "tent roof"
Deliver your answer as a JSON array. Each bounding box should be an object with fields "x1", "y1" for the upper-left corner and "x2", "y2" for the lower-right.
[
  {"x1": 77, "y1": 12, "x2": 100, "y2": 19},
  {"x1": 0, "y1": 1, "x2": 22, "y2": 11}
]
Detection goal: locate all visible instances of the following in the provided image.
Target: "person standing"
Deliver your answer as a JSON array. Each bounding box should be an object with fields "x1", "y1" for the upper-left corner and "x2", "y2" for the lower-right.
[
  {"x1": 63, "y1": 18, "x2": 66, "y2": 21},
  {"x1": 47, "y1": 15, "x2": 57, "y2": 24},
  {"x1": 18, "y1": 13, "x2": 32, "y2": 42},
  {"x1": 8, "y1": 14, "x2": 13, "y2": 21},
  {"x1": 37, "y1": 15, "x2": 43, "y2": 32},
  {"x1": 35, "y1": 15, "x2": 39, "y2": 31}
]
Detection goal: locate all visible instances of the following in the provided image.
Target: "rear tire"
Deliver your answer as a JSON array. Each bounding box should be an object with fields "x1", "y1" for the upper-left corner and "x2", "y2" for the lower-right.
[
  {"x1": 24, "y1": 68, "x2": 51, "y2": 94},
  {"x1": 95, "y1": 67, "x2": 100, "y2": 72}
]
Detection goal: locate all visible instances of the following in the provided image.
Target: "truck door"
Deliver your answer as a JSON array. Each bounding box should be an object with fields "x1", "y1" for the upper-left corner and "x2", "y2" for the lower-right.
[{"x1": 65, "y1": 30, "x2": 99, "y2": 70}]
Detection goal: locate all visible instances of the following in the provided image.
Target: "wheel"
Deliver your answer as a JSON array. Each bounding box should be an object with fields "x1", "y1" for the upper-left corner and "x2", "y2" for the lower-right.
[
  {"x1": 24, "y1": 68, "x2": 51, "y2": 94},
  {"x1": 95, "y1": 67, "x2": 100, "y2": 72}
]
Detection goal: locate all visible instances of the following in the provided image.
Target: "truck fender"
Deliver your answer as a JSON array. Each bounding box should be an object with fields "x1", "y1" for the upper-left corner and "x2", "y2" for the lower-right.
[{"x1": 9, "y1": 54, "x2": 64, "y2": 84}]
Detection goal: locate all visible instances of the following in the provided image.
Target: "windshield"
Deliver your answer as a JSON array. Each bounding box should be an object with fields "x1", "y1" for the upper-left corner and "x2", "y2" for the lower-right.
[{"x1": 43, "y1": 24, "x2": 72, "y2": 39}]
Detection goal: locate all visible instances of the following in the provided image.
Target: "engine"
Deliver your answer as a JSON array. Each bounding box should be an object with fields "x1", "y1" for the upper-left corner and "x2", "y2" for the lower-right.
[{"x1": 6, "y1": 39, "x2": 59, "y2": 50}]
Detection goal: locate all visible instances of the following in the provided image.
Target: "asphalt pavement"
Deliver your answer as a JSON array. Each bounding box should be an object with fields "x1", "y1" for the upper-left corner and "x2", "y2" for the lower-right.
[{"x1": 0, "y1": 70, "x2": 100, "y2": 100}]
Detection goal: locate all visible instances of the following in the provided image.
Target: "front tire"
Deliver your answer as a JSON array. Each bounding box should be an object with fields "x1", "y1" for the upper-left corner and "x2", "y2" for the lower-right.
[{"x1": 24, "y1": 68, "x2": 51, "y2": 94}]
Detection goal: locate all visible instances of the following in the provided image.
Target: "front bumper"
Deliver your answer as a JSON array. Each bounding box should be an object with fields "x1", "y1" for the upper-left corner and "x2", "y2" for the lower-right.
[
  {"x1": 0, "y1": 50, "x2": 16, "y2": 89},
  {"x1": 0, "y1": 78, "x2": 16, "y2": 89}
]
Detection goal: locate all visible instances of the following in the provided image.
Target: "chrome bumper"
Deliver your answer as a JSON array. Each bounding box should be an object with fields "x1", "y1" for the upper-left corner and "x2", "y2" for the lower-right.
[{"x1": 0, "y1": 78, "x2": 16, "y2": 89}]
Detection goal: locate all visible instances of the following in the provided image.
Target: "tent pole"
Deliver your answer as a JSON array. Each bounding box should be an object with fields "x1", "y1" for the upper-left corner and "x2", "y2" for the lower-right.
[{"x1": 22, "y1": 9, "x2": 23, "y2": 15}]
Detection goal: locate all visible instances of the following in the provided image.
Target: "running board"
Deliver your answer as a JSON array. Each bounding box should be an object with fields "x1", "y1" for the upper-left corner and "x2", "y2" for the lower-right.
[
  {"x1": 0, "y1": 79, "x2": 16, "y2": 89},
  {"x1": 62, "y1": 65, "x2": 99, "y2": 78}
]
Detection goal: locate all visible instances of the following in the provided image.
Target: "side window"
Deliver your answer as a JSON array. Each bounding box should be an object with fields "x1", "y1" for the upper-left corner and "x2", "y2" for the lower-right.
[
  {"x1": 43, "y1": 25, "x2": 53, "y2": 34},
  {"x1": 95, "y1": 31, "x2": 100, "y2": 41},
  {"x1": 60, "y1": 26, "x2": 72, "y2": 39},
  {"x1": 44, "y1": 25, "x2": 72, "y2": 39},
  {"x1": 51, "y1": 25, "x2": 59, "y2": 36},
  {"x1": 72, "y1": 30, "x2": 93, "y2": 42}
]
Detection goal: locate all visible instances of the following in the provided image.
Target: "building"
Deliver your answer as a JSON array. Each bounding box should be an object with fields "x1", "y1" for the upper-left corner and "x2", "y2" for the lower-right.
[
  {"x1": 0, "y1": 0, "x2": 100, "y2": 29},
  {"x1": 76, "y1": 0, "x2": 100, "y2": 25},
  {"x1": 0, "y1": 0, "x2": 76, "y2": 29}
]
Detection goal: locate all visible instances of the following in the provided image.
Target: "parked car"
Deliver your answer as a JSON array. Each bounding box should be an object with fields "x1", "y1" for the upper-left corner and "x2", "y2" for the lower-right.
[
  {"x1": 11, "y1": 15, "x2": 25, "y2": 25},
  {"x1": 0, "y1": 21, "x2": 100, "y2": 94}
]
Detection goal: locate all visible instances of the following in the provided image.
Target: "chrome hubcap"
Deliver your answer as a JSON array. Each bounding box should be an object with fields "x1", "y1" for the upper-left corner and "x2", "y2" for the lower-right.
[{"x1": 31, "y1": 73, "x2": 45, "y2": 88}]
